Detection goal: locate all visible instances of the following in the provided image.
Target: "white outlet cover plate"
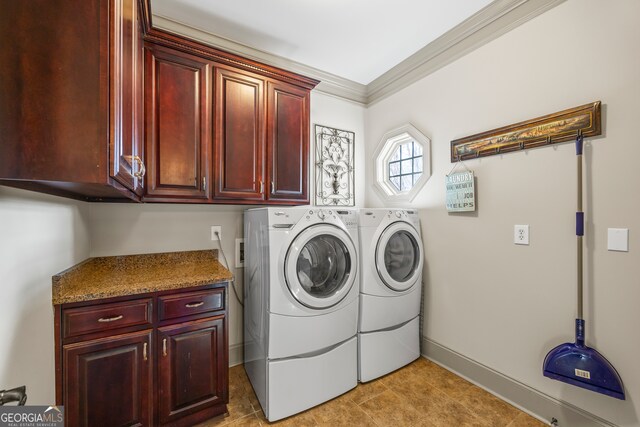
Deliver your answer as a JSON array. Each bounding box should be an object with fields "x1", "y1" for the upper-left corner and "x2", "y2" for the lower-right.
[
  {"x1": 607, "y1": 228, "x2": 629, "y2": 252},
  {"x1": 211, "y1": 226, "x2": 222, "y2": 241},
  {"x1": 514, "y1": 225, "x2": 529, "y2": 245}
]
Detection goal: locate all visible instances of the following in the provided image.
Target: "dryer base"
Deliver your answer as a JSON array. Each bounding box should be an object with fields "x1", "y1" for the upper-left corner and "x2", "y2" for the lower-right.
[
  {"x1": 359, "y1": 286, "x2": 421, "y2": 332},
  {"x1": 266, "y1": 336, "x2": 357, "y2": 421},
  {"x1": 358, "y1": 317, "x2": 420, "y2": 382}
]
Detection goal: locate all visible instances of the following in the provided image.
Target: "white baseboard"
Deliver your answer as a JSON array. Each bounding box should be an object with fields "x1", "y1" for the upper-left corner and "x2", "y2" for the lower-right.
[
  {"x1": 421, "y1": 337, "x2": 615, "y2": 427},
  {"x1": 229, "y1": 342, "x2": 243, "y2": 367}
]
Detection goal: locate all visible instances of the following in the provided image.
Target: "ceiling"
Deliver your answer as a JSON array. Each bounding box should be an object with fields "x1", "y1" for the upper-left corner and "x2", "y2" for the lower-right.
[
  {"x1": 151, "y1": 0, "x2": 493, "y2": 85},
  {"x1": 149, "y1": 0, "x2": 565, "y2": 104}
]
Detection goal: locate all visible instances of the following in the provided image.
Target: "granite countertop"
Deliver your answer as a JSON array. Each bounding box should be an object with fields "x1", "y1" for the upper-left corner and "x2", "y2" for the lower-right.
[{"x1": 52, "y1": 250, "x2": 233, "y2": 305}]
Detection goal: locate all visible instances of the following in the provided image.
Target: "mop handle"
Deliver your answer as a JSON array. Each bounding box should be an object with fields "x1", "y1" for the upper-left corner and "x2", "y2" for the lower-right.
[{"x1": 576, "y1": 134, "x2": 584, "y2": 328}]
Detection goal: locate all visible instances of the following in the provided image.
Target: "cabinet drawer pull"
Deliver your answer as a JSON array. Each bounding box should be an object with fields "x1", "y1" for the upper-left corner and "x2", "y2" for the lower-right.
[
  {"x1": 97, "y1": 315, "x2": 124, "y2": 323},
  {"x1": 185, "y1": 301, "x2": 204, "y2": 308},
  {"x1": 133, "y1": 156, "x2": 146, "y2": 178},
  {"x1": 202, "y1": 176, "x2": 207, "y2": 191},
  {"x1": 163, "y1": 338, "x2": 167, "y2": 357},
  {"x1": 259, "y1": 181, "x2": 264, "y2": 193},
  {"x1": 143, "y1": 342, "x2": 148, "y2": 361},
  {"x1": 271, "y1": 181, "x2": 274, "y2": 193}
]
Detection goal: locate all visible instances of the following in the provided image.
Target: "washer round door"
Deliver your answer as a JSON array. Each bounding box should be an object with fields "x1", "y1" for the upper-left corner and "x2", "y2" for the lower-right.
[
  {"x1": 375, "y1": 222, "x2": 423, "y2": 292},
  {"x1": 285, "y1": 224, "x2": 357, "y2": 309}
]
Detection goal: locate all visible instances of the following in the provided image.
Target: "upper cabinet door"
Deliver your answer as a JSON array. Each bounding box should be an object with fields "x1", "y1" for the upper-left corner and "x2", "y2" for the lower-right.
[
  {"x1": 213, "y1": 67, "x2": 265, "y2": 201},
  {"x1": 144, "y1": 45, "x2": 211, "y2": 201},
  {"x1": 266, "y1": 81, "x2": 310, "y2": 203},
  {"x1": 110, "y1": 0, "x2": 145, "y2": 196}
]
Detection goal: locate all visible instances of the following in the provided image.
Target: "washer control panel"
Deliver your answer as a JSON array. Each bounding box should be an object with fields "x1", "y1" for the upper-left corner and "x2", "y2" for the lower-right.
[
  {"x1": 335, "y1": 209, "x2": 358, "y2": 228},
  {"x1": 266, "y1": 207, "x2": 359, "y2": 229}
]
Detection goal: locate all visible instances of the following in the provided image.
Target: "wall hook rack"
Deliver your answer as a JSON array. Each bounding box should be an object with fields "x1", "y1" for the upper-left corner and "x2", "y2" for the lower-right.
[{"x1": 450, "y1": 101, "x2": 601, "y2": 162}]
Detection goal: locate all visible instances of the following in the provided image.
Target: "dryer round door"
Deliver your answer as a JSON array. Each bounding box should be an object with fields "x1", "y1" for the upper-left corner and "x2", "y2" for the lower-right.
[
  {"x1": 285, "y1": 224, "x2": 357, "y2": 309},
  {"x1": 375, "y1": 222, "x2": 423, "y2": 292}
]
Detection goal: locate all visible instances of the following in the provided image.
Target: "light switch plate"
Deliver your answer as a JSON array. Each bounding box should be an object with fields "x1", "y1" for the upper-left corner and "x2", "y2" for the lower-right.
[{"x1": 607, "y1": 228, "x2": 628, "y2": 252}]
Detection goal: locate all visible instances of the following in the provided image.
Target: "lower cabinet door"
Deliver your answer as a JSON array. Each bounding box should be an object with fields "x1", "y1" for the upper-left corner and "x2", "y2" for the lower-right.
[
  {"x1": 63, "y1": 330, "x2": 153, "y2": 427},
  {"x1": 157, "y1": 316, "x2": 227, "y2": 425}
]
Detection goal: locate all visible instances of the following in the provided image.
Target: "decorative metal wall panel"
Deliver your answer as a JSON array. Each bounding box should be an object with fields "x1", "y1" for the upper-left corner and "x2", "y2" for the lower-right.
[{"x1": 314, "y1": 124, "x2": 355, "y2": 206}]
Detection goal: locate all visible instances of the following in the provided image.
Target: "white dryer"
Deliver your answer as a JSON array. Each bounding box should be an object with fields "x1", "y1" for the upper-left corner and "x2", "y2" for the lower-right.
[
  {"x1": 244, "y1": 207, "x2": 359, "y2": 421},
  {"x1": 358, "y1": 208, "x2": 423, "y2": 382}
]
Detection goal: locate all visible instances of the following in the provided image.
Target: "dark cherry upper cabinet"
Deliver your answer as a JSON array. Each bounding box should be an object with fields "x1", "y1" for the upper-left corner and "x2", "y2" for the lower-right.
[
  {"x1": 213, "y1": 67, "x2": 265, "y2": 202},
  {"x1": 144, "y1": 45, "x2": 211, "y2": 202},
  {"x1": 111, "y1": 0, "x2": 146, "y2": 197},
  {"x1": 266, "y1": 81, "x2": 310, "y2": 203},
  {"x1": 212, "y1": 71, "x2": 314, "y2": 205},
  {"x1": 0, "y1": 0, "x2": 145, "y2": 201},
  {"x1": 63, "y1": 330, "x2": 153, "y2": 427},
  {"x1": 1, "y1": 0, "x2": 319, "y2": 204}
]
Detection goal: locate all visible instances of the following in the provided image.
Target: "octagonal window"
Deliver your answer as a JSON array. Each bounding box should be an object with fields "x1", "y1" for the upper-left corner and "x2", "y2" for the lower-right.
[
  {"x1": 388, "y1": 140, "x2": 423, "y2": 192},
  {"x1": 373, "y1": 124, "x2": 431, "y2": 202}
]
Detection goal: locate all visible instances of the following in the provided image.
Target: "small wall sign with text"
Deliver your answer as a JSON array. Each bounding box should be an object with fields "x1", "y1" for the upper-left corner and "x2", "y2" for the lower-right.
[{"x1": 446, "y1": 171, "x2": 475, "y2": 212}]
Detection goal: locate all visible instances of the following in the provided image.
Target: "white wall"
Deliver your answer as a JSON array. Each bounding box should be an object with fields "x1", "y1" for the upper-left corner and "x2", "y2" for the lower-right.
[
  {"x1": 0, "y1": 187, "x2": 90, "y2": 404},
  {"x1": 365, "y1": 0, "x2": 639, "y2": 424}
]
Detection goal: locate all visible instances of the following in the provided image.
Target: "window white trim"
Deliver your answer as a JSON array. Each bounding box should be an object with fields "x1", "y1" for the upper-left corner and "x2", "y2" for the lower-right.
[{"x1": 373, "y1": 124, "x2": 431, "y2": 203}]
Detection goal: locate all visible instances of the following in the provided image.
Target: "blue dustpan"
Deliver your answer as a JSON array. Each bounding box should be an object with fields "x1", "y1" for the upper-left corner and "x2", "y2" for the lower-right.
[
  {"x1": 542, "y1": 134, "x2": 625, "y2": 400},
  {"x1": 543, "y1": 319, "x2": 625, "y2": 399}
]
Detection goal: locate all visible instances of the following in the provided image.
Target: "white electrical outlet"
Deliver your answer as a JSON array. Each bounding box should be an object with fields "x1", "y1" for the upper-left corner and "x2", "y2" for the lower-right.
[
  {"x1": 211, "y1": 226, "x2": 222, "y2": 241},
  {"x1": 514, "y1": 225, "x2": 529, "y2": 245}
]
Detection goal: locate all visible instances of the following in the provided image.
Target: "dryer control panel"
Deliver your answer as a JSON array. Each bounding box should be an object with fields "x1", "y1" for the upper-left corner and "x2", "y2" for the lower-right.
[{"x1": 359, "y1": 209, "x2": 420, "y2": 229}]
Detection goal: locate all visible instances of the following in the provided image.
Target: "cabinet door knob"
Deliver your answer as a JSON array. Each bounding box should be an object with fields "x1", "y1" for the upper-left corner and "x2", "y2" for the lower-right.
[
  {"x1": 163, "y1": 338, "x2": 167, "y2": 357},
  {"x1": 143, "y1": 342, "x2": 148, "y2": 361},
  {"x1": 133, "y1": 156, "x2": 146, "y2": 178}
]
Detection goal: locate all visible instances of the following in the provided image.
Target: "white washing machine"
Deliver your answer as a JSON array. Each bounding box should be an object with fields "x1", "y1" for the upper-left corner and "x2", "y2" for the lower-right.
[
  {"x1": 358, "y1": 208, "x2": 423, "y2": 382},
  {"x1": 244, "y1": 207, "x2": 359, "y2": 421}
]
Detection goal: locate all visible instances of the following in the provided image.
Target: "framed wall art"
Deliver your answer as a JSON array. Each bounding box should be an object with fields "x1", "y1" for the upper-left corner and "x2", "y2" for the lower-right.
[{"x1": 314, "y1": 124, "x2": 355, "y2": 206}]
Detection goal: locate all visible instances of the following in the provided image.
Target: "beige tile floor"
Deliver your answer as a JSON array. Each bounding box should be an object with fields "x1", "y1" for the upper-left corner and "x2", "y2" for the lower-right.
[{"x1": 197, "y1": 358, "x2": 546, "y2": 427}]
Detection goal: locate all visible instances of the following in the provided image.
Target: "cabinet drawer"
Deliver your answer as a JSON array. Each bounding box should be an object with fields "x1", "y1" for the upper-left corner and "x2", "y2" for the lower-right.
[
  {"x1": 63, "y1": 298, "x2": 153, "y2": 339},
  {"x1": 159, "y1": 288, "x2": 224, "y2": 321}
]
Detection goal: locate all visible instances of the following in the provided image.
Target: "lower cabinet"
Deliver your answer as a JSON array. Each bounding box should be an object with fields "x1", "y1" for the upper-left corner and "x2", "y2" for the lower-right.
[
  {"x1": 56, "y1": 284, "x2": 228, "y2": 427},
  {"x1": 64, "y1": 330, "x2": 152, "y2": 427},
  {"x1": 158, "y1": 317, "x2": 227, "y2": 425}
]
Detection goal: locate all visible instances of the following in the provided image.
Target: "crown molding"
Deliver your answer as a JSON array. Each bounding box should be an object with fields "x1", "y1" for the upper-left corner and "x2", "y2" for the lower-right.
[
  {"x1": 366, "y1": 0, "x2": 566, "y2": 105},
  {"x1": 152, "y1": 0, "x2": 565, "y2": 106}
]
